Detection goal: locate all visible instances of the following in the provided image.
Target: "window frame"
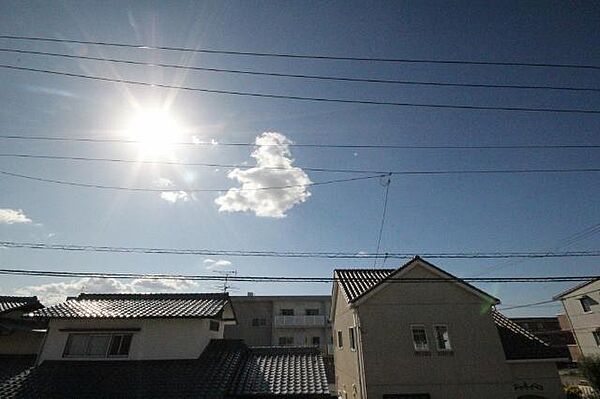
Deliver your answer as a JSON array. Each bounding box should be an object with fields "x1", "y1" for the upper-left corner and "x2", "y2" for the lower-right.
[
  {"x1": 349, "y1": 327, "x2": 357, "y2": 351},
  {"x1": 251, "y1": 318, "x2": 267, "y2": 327},
  {"x1": 410, "y1": 325, "x2": 429, "y2": 352},
  {"x1": 280, "y1": 308, "x2": 294, "y2": 316},
  {"x1": 580, "y1": 296, "x2": 593, "y2": 313},
  {"x1": 593, "y1": 330, "x2": 600, "y2": 347},
  {"x1": 433, "y1": 324, "x2": 452, "y2": 352},
  {"x1": 305, "y1": 308, "x2": 320, "y2": 316},
  {"x1": 312, "y1": 336, "x2": 321, "y2": 346},
  {"x1": 63, "y1": 332, "x2": 134, "y2": 359},
  {"x1": 337, "y1": 330, "x2": 344, "y2": 349}
]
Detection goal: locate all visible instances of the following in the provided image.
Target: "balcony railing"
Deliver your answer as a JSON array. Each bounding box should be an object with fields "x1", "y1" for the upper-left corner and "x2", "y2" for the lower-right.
[{"x1": 273, "y1": 315, "x2": 326, "y2": 327}]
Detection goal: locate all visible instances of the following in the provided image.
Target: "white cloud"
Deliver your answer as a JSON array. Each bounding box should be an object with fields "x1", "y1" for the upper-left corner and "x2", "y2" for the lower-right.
[
  {"x1": 16, "y1": 278, "x2": 198, "y2": 305},
  {"x1": 0, "y1": 208, "x2": 32, "y2": 224},
  {"x1": 203, "y1": 258, "x2": 233, "y2": 270},
  {"x1": 160, "y1": 191, "x2": 190, "y2": 203},
  {"x1": 156, "y1": 177, "x2": 174, "y2": 188},
  {"x1": 214, "y1": 132, "x2": 311, "y2": 218}
]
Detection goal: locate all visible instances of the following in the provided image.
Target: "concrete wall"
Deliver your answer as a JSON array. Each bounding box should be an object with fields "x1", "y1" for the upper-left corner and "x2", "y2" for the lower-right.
[
  {"x1": 38, "y1": 318, "x2": 224, "y2": 363},
  {"x1": 332, "y1": 285, "x2": 364, "y2": 399},
  {"x1": 224, "y1": 299, "x2": 274, "y2": 346},
  {"x1": 509, "y1": 361, "x2": 565, "y2": 399},
  {"x1": 560, "y1": 280, "x2": 600, "y2": 358}
]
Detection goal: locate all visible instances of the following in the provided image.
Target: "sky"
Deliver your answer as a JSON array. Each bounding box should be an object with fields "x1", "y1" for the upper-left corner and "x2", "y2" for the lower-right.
[{"x1": 0, "y1": 1, "x2": 598, "y2": 315}]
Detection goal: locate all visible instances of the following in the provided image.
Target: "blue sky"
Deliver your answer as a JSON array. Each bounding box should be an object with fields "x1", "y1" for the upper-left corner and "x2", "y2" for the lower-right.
[{"x1": 0, "y1": 1, "x2": 598, "y2": 315}]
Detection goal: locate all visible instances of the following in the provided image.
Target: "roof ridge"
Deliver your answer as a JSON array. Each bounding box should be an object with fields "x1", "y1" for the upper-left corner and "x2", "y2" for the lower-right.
[{"x1": 77, "y1": 292, "x2": 229, "y2": 300}]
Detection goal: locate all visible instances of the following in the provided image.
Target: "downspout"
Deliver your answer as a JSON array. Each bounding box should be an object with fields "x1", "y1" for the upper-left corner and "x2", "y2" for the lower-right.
[{"x1": 353, "y1": 309, "x2": 368, "y2": 399}]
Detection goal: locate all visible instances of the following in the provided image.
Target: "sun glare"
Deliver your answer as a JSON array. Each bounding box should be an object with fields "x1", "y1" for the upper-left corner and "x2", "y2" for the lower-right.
[{"x1": 127, "y1": 109, "x2": 182, "y2": 160}]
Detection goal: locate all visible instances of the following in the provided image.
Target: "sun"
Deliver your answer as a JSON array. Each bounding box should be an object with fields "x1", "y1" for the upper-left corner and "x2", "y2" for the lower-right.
[{"x1": 126, "y1": 108, "x2": 182, "y2": 160}]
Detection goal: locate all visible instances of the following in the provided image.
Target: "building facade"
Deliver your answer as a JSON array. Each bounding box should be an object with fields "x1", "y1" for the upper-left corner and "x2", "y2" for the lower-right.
[
  {"x1": 555, "y1": 279, "x2": 600, "y2": 360},
  {"x1": 511, "y1": 316, "x2": 574, "y2": 363},
  {"x1": 224, "y1": 295, "x2": 333, "y2": 354},
  {"x1": 331, "y1": 257, "x2": 566, "y2": 399}
]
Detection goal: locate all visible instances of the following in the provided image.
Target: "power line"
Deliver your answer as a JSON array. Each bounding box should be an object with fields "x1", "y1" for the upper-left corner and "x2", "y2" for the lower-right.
[
  {"x1": 1, "y1": 241, "x2": 599, "y2": 259},
  {"x1": 1, "y1": 35, "x2": 599, "y2": 71},
  {"x1": 2, "y1": 64, "x2": 599, "y2": 114},
  {"x1": 2, "y1": 153, "x2": 600, "y2": 176},
  {"x1": 373, "y1": 175, "x2": 392, "y2": 267},
  {"x1": 0, "y1": 169, "x2": 384, "y2": 192},
  {"x1": 498, "y1": 288, "x2": 600, "y2": 311},
  {"x1": 1, "y1": 134, "x2": 599, "y2": 150},
  {"x1": 2, "y1": 47, "x2": 599, "y2": 93},
  {"x1": 0, "y1": 266, "x2": 596, "y2": 283}
]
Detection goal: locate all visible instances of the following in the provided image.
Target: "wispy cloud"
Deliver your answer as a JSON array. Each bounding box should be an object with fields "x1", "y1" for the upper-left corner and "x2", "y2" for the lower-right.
[
  {"x1": 16, "y1": 278, "x2": 198, "y2": 305},
  {"x1": 0, "y1": 208, "x2": 32, "y2": 224},
  {"x1": 214, "y1": 132, "x2": 311, "y2": 218},
  {"x1": 160, "y1": 191, "x2": 190, "y2": 203},
  {"x1": 203, "y1": 258, "x2": 233, "y2": 270}
]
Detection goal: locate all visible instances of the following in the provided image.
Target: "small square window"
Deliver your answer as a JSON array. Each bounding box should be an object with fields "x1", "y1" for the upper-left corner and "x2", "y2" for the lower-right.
[
  {"x1": 434, "y1": 325, "x2": 452, "y2": 351},
  {"x1": 305, "y1": 309, "x2": 320, "y2": 316},
  {"x1": 337, "y1": 330, "x2": 343, "y2": 349},
  {"x1": 209, "y1": 320, "x2": 220, "y2": 332},
  {"x1": 580, "y1": 296, "x2": 595, "y2": 313},
  {"x1": 278, "y1": 336, "x2": 294, "y2": 346},
  {"x1": 280, "y1": 309, "x2": 294, "y2": 316},
  {"x1": 312, "y1": 336, "x2": 321, "y2": 346},
  {"x1": 593, "y1": 330, "x2": 600, "y2": 347},
  {"x1": 411, "y1": 325, "x2": 429, "y2": 351}
]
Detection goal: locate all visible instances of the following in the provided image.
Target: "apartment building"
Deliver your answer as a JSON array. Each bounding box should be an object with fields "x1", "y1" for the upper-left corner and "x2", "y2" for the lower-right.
[
  {"x1": 332, "y1": 256, "x2": 566, "y2": 399},
  {"x1": 224, "y1": 295, "x2": 333, "y2": 354},
  {"x1": 554, "y1": 278, "x2": 600, "y2": 360},
  {"x1": 511, "y1": 316, "x2": 574, "y2": 363},
  {"x1": 0, "y1": 293, "x2": 330, "y2": 398}
]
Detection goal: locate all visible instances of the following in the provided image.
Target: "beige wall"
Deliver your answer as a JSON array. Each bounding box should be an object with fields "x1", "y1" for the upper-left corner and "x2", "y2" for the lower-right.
[
  {"x1": 332, "y1": 284, "x2": 364, "y2": 399},
  {"x1": 38, "y1": 318, "x2": 224, "y2": 363},
  {"x1": 560, "y1": 280, "x2": 600, "y2": 358}
]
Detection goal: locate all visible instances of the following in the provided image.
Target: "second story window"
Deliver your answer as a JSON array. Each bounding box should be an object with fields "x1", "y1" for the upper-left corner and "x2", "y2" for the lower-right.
[
  {"x1": 278, "y1": 336, "x2": 294, "y2": 346},
  {"x1": 64, "y1": 333, "x2": 132, "y2": 358},
  {"x1": 337, "y1": 330, "x2": 343, "y2": 349},
  {"x1": 280, "y1": 309, "x2": 294, "y2": 316},
  {"x1": 305, "y1": 309, "x2": 320, "y2": 316},
  {"x1": 580, "y1": 296, "x2": 595, "y2": 313},
  {"x1": 349, "y1": 327, "x2": 356, "y2": 351},
  {"x1": 410, "y1": 325, "x2": 429, "y2": 351},
  {"x1": 593, "y1": 330, "x2": 600, "y2": 347},
  {"x1": 434, "y1": 325, "x2": 452, "y2": 351}
]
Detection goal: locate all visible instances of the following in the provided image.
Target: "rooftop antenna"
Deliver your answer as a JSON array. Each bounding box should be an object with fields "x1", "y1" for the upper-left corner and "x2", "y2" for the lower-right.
[{"x1": 213, "y1": 269, "x2": 238, "y2": 293}]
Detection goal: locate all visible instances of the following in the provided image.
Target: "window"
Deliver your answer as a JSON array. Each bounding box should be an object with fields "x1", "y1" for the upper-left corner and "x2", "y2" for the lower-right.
[
  {"x1": 434, "y1": 325, "x2": 452, "y2": 351},
  {"x1": 312, "y1": 336, "x2": 321, "y2": 346},
  {"x1": 580, "y1": 296, "x2": 594, "y2": 313},
  {"x1": 410, "y1": 325, "x2": 429, "y2": 351},
  {"x1": 337, "y1": 330, "x2": 343, "y2": 349},
  {"x1": 305, "y1": 309, "x2": 320, "y2": 316},
  {"x1": 593, "y1": 330, "x2": 600, "y2": 347},
  {"x1": 349, "y1": 327, "x2": 356, "y2": 351},
  {"x1": 64, "y1": 333, "x2": 133, "y2": 358},
  {"x1": 280, "y1": 309, "x2": 294, "y2": 316},
  {"x1": 278, "y1": 336, "x2": 294, "y2": 346},
  {"x1": 251, "y1": 318, "x2": 266, "y2": 327},
  {"x1": 209, "y1": 320, "x2": 220, "y2": 332}
]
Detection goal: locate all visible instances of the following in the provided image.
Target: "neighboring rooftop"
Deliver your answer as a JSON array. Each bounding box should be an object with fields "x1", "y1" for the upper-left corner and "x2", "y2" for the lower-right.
[
  {"x1": 492, "y1": 311, "x2": 568, "y2": 361},
  {"x1": 0, "y1": 340, "x2": 330, "y2": 398},
  {"x1": 553, "y1": 278, "x2": 600, "y2": 300},
  {"x1": 27, "y1": 293, "x2": 232, "y2": 319},
  {"x1": 0, "y1": 355, "x2": 36, "y2": 386},
  {"x1": 0, "y1": 297, "x2": 42, "y2": 315}
]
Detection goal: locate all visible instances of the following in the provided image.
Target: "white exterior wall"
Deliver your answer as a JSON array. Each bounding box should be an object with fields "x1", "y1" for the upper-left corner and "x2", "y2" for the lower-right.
[
  {"x1": 38, "y1": 318, "x2": 224, "y2": 363},
  {"x1": 561, "y1": 280, "x2": 600, "y2": 358}
]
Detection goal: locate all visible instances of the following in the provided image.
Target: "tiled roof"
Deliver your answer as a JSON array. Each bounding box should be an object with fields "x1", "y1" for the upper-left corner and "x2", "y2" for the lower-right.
[
  {"x1": 335, "y1": 257, "x2": 498, "y2": 304},
  {"x1": 0, "y1": 355, "x2": 36, "y2": 386},
  {"x1": 0, "y1": 340, "x2": 331, "y2": 398},
  {"x1": 232, "y1": 347, "x2": 329, "y2": 397},
  {"x1": 492, "y1": 311, "x2": 567, "y2": 360},
  {"x1": 0, "y1": 297, "x2": 42, "y2": 315},
  {"x1": 28, "y1": 293, "x2": 230, "y2": 319}
]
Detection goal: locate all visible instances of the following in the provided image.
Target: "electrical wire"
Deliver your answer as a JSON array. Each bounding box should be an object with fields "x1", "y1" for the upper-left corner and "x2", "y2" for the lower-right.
[
  {"x1": 1, "y1": 64, "x2": 600, "y2": 114},
  {"x1": 1, "y1": 35, "x2": 599, "y2": 70},
  {"x1": 373, "y1": 175, "x2": 391, "y2": 267},
  {"x1": 1, "y1": 241, "x2": 599, "y2": 259},
  {"x1": 2, "y1": 47, "x2": 599, "y2": 93},
  {"x1": 1, "y1": 134, "x2": 599, "y2": 150},
  {"x1": 2, "y1": 153, "x2": 600, "y2": 176}
]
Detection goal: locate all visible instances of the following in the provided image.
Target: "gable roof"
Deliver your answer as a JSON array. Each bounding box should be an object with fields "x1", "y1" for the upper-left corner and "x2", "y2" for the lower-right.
[
  {"x1": 0, "y1": 340, "x2": 330, "y2": 398},
  {"x1": 0, "y1": 297, "x2": 42, "y2": 315},
  {"x1": 553, "y1": 278, "x2": 600, "y2": 300},
  {"x1": 27, "y1": 293, "x2": 232, "y2": 319},
  {"x1": 492, "y1": 311, "x2": 568, "y2": 361},
  {"x1": 335, "y1": 256, "x2": 500, "y2": 305}
]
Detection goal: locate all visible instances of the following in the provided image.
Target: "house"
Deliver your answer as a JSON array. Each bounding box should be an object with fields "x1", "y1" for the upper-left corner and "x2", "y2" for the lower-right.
[
  {"x1": 554, "y1": 278, "x2": 600, "y2": 360},
  {"x1": 0, "y1": 296, "x2": 46, "y2": 384},
  {"x1": 511, "y1": 316, "x2": 574, "y2": 364},
  {"x1": 0, "y1": 292, "x2": 331, "y2": 398},
  {"x1": 224, "y1": 295, "x2": 333, "y2": 353},
  {"x1": 331, "y1": 256, "x2": 566, "y2": 399}
]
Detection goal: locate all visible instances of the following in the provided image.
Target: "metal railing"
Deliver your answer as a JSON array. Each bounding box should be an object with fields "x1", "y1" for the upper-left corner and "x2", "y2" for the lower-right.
[{"x1": 273, "y1": 315, "x2": 326, "y2": 327}]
